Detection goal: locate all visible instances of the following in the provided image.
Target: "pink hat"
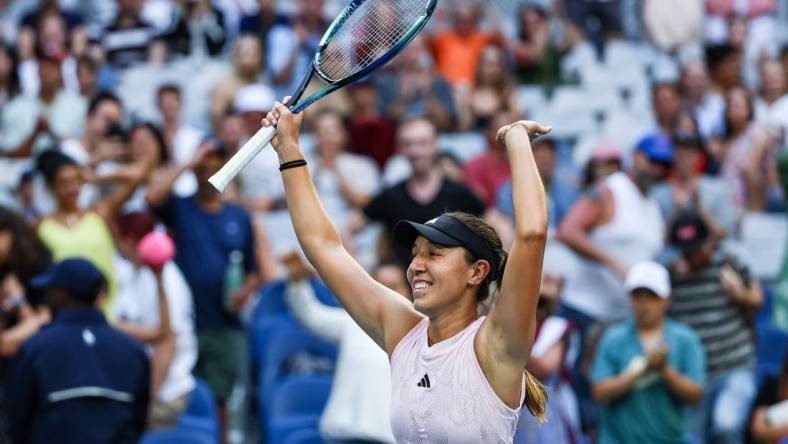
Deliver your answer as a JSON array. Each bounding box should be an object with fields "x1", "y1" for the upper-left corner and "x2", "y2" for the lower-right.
[
  {"x1": 137, "y1": 231, "x2": 176, "y2": 269},
  {"x1": 590, "y1": 143, "x2": 622, "y2": 162}
]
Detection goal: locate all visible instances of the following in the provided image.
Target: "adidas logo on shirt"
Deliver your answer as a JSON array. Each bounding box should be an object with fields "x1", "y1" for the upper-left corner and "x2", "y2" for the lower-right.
[{"x1": 417, "y1": 374, "x2": 431, "y2": 388}]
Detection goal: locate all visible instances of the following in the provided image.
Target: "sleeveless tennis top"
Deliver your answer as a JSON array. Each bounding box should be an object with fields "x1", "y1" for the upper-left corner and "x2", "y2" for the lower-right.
[{"x1": 390, "y1": 316, "x2": 524, "y2": 443}]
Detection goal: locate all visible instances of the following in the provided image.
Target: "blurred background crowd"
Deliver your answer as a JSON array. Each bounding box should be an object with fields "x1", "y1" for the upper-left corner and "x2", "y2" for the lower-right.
[{"x1": 0, "y1": 0, "x2": 788, "y2": 443}]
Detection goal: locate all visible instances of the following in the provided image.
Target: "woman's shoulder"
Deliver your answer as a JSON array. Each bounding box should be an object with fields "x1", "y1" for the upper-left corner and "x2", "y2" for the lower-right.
[{"x1": 390, "y1": 317, "x2": 429, "y2": 361}]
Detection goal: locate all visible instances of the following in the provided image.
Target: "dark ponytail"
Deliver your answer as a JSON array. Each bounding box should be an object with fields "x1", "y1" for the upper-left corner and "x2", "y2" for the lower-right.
[{"x1": 445, "y1": 212, "x2": 548, "y2": 421}]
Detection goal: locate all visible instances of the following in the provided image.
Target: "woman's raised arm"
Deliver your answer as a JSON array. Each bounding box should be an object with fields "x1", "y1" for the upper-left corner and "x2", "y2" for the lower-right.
[
  {"x1": 265, "y1": 100, "x2": 422, "y2": 354},
  {"x1": 477, "y1": 121, "x2": 550, "y2": 386}
]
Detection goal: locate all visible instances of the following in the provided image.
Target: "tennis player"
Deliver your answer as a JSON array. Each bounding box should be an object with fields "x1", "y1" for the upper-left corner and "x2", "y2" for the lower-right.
[{"x1": 263, "y1": 98, "x2": 550, "y2": 442}]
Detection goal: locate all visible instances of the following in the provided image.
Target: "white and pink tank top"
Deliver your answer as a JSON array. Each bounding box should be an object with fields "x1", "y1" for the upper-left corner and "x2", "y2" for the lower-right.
[{"x1": 390, "y1": 316, "x2": 525, "y2": 443}]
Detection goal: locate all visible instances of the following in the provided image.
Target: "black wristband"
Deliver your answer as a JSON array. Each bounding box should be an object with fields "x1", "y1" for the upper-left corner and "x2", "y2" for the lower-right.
[{"x1": 279, "y1": 159, "x2": 307, "y2": 171}]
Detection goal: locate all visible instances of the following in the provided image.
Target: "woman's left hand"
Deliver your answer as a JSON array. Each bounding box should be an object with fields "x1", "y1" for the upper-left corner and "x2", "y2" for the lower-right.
[{"x1": 496, "y1": 120, "x2": 552, "y2": 144}]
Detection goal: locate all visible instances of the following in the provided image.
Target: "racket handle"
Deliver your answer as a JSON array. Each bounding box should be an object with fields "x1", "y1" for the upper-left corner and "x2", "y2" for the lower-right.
[{"x1": 209, "y1": 125, "x2": 277, "y2": 192}]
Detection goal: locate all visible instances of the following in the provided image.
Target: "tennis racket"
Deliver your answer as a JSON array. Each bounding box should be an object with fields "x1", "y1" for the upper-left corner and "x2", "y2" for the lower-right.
[{"x1": 209, "y1": 0, "x2": 438, "y2": 192}]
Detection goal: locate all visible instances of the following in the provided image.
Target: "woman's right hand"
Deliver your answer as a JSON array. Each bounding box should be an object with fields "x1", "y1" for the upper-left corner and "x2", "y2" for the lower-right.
[{"x1": 262, "y1": 97, "x2": 304, "y2": 155}]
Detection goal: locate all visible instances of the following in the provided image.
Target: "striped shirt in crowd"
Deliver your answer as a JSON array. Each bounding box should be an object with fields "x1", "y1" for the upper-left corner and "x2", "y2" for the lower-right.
[{"x1": 668, "y1": 253, "x2": 755, "y2": 382}]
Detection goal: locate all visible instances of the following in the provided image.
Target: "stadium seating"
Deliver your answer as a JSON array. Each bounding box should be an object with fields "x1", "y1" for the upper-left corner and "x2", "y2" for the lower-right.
[
  {"x1": 518, "y1": 86, "x2": 548, "y2": 117},
  {"x1": 252, "y1": 278, "x2": 341, "y2": 321},
  {"x1": 437, "y1": 132, "x2": 487, "y2": 164},
  {"x1": 560, "y1": 41, "x2": 598, "y2": 82},
  {"x1": 184, "y1": 378, "x2": 220, "y2": 419},
  {"x1": 757, "y1": 281, "x2": 775, "y2": 328},
  {"x1": 267, "y1": 374, "x2": 333, "y2": 444},
  {"x1": 755, "y1": 325, "x2": 788, "y2": 385},
  {"x1": 258, "y1": 329, "x2": 337, "y2": 426},
  {"x1": 281, "y1": 428, "x2": 325, "y2": 444},
  {"x1": 251, "y1": 315, "x2": 301, "y2": 367},
  {"x1": 177, "y1": 378, "x2": 221, "y2": 441},
  {"x1": 271, "y1": 374, "x2": 333, "y2": 418},
  {"x1": 139, "y1": 428, "x2": 215, "y2": 444}
]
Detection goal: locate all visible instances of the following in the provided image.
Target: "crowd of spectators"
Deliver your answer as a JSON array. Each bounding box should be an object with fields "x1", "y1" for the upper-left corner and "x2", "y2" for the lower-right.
[{"x1": 0, "y1": 0, "x2": 787, "y2": 443}]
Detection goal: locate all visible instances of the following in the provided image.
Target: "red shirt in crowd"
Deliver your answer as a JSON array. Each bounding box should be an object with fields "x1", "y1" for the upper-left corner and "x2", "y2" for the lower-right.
[
  {"x1": 348, "y1": 116, "x2": 397, "y2": 170},
  {"x1": 463, "y1": 151, "x2": 511, "y2": 208}
]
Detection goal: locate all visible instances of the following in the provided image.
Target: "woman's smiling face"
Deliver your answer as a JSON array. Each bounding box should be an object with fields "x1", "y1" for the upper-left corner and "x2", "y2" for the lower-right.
[{"x1": 407, "y1": 236, "x2": 476, "y2": 316}]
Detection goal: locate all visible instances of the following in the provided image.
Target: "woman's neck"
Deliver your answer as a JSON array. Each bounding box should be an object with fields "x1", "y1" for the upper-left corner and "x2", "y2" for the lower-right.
[
  {"x1": 729, "y1": 121, "x2": 748, "y2": 138},
  {"x1": 56, "y1": 203, "x2": 80, "y2": 214},
  {"x1": 427, "y1": 302, "x2": 479, "y2": 346}
]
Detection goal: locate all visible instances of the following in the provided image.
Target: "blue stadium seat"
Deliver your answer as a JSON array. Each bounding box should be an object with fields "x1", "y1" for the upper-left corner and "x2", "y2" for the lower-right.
[
  {"x1": 183, "y1": 378, "x2": 218, "y2": 419},
  {"x1": 281, "y1": 428, "x2": 325, "y2": 444},
  {"x1": 250, "y1": 315, "x2": 301, "y2": 366},
  {"x1": 271, "y1": 374, "x2": 333, "y2": 417},
  {"x1": 254, "y1": 280, "x2": 290, "y2": 318},
  {"x1": 139, "y1": 428, "x2": 215, "y2": 444},
  {"x1": 258, "y1": 329, "x2": 337, "y2": 424},
  {"x1": 756, "y1": 281, "x2": 775, "y2": 328},
  {"x1": 268, "y1": 416, "x2": 320, "y2": 444},
  {"x1": 267, "y1": 375, "x2": 333, "y2": 444},
  {"x1": 252, "y1": 278, "x2": 340, "y2": 321},
  {"x1": 756, "y1": 325, "x2": 788, "y2": 384},
  {"x1": 177, "y1": 416, "x2": 218, "y2": 443},
  {"x1": 177, "y1": 378, "x2": 220, "y2": 442}
]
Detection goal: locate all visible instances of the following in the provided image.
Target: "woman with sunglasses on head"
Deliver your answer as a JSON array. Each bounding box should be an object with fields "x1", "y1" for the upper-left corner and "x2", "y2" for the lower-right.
[{"x1": 262, "y1": 98, "x2": 550, "y2": 442}]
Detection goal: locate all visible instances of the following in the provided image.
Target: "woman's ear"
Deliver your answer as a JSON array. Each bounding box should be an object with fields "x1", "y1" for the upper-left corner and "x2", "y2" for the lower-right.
[{"x1": 469, "y1": 260, "x2": 491, "y2": 286}]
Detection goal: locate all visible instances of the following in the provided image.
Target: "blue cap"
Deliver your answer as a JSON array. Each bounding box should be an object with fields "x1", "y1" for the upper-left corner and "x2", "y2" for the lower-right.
[
  {"x1": 635, "y1": 133, "x2": 674, "y2": 163},
  {"x1": 31, "y1": 258, "x2": 104, "y2": 296}
]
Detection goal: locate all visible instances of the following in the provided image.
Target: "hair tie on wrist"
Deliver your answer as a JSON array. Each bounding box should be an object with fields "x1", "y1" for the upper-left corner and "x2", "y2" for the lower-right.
[{"x1": 279, "y1": 159, "x2": 308, "y2": 171}]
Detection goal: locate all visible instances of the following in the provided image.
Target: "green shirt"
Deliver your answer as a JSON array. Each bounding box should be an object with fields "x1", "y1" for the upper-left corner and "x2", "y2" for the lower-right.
[
  {"x1": 591, "y1": 319, "x2": 706, "y2": 444},
  {"x1": 38, "y1": 212, "x2": 117, "y2": 319}
]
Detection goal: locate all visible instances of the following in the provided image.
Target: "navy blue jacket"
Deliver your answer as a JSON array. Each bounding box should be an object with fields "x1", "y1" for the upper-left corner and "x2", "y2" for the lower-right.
[{"x1": 6, "y1": 307, "x2": 150, "y2": 444}]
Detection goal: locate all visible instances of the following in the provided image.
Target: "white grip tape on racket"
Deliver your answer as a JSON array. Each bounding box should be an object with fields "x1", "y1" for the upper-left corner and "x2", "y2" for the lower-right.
[{"x1": 208, "y1": 125, "x2": 277, "y2": 192}]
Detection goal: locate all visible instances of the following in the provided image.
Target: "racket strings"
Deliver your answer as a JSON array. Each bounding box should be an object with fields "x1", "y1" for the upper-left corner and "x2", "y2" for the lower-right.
[{"x1": 318, "y1": 0, "x2": 430, "y2": 82}]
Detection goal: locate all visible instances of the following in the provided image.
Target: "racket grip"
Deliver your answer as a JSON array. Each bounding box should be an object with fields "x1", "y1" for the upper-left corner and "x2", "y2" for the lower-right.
[{"x1": 209, "y1": 125, "x2": 277, "y2": 192}]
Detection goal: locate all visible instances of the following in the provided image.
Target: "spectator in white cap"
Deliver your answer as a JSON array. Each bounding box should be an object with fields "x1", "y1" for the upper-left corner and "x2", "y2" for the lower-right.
[
  {"x1": 231, "y1": 83, "x2": 285, "y2": 214},
  {"x1": 591, "y1": 261, "x2": 706, "y2": 444},
  {"x1": 233, "y1": 83, "x2": 275, "y2": 140}
]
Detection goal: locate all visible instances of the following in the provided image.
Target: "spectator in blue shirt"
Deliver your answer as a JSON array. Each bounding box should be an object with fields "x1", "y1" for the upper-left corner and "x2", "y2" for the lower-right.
[
  {"x1": 496, "y1": 136, "x2": 580, "y2": 233},
  {"x1": 6, "y1": 258, "x2": 149, "y2": 444},
  {"x1": 591, "y1": 261, "x2": 706, "y2": 444},
  {"x1": 145, "y1": 140, "x2": 261, "y2": 434}
]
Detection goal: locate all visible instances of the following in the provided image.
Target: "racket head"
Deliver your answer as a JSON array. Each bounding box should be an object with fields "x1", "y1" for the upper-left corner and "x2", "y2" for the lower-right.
[{"x1": 290, "y1": 0, "x2": 437, "y2": 112}]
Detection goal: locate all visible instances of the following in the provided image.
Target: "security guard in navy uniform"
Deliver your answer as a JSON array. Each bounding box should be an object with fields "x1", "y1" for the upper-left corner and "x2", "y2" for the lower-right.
[{"x1": 6, "y1": 258, "x2": 150, "y2": 444}]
